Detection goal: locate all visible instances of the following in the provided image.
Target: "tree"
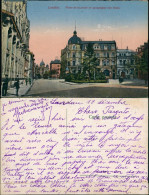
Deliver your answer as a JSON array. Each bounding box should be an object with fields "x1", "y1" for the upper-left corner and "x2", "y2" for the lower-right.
[
  {"x1": 43, "y1": 71, "x2": 49, "y2": 79},
  {"x1": 60, "y1": 58, "x2": 67, "y2": 79},
  {"x1": 135, "y1": 43, "x2": 148, "y2": 83},
  {"x1": 50, "y1": 69, "x2": 58, "y2": 78},
  {"x1": 82, "y1": 43, "x2": 98, "y2": 80}
]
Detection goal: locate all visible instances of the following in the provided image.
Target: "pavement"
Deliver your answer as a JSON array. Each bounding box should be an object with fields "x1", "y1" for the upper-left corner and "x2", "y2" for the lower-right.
[
  {"x1": 121, "y1": 79, "x2": 148, "y2": 86},
  {"x1": 26, "y1": 78, "x2": 148, "y2": 98},
  {"x1": 1, "y1": 78, "x2": 148, "y2": 98},
  {"x1": 27, "y1": 86, "x2": 148, "y2": 98},
  {"x1": 1, "y1": 81, "x2": 33, "y2": 97}
]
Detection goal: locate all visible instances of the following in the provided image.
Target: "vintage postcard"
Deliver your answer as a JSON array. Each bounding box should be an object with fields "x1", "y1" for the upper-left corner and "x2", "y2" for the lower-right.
[
  {"x1": 1, "y1": 0, "x2": 148, "y2": 98},
  {"x1": 1, "y1": 98, "x2": 148, "y2": 194},
  {"x1": 1, "y1": 0, "x2": 148, "y2": 194}
]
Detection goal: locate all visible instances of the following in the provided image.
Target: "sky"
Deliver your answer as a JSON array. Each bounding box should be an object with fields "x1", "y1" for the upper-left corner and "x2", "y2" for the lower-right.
[{"x1": 27, "y1": 1, "x2": 148, "y2": 65}]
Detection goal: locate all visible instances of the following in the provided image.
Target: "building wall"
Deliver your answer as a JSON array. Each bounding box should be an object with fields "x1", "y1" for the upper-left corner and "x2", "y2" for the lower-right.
[
  {"x1": 2, "y1": 0, "x2": 31, "y2": 86},
  {"x1": 35, "y1": 64, "x2": 49, "y2": 79},
  {"x1": 117, "y1": 49, "x2": 136, "y2": 79},
  {"x1": 50, "y1": 63, "x2": 61, "y2": 78},
  {"x1": 61, "y1": 40, "x2": 117, "y2": 79}
]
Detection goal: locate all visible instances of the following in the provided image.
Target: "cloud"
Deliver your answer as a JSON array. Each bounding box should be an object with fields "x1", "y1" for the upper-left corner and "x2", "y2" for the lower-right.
[{"x1": 93, "y1": 24, "x2": 129, "y2": 32}]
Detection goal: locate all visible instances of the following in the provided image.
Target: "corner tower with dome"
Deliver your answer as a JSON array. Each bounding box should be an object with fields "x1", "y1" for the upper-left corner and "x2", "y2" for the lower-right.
[{"x1": 61, "y1": 29, "x2": 117, "y2": 79}]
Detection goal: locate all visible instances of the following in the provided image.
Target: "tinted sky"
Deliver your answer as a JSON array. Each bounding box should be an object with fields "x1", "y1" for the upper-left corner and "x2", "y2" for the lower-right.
[{"x1": 27, "y1": 1, "x2": 148, "y2": 65}]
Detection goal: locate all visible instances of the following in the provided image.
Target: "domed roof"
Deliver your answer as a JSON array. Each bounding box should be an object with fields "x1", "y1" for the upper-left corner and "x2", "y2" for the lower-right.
[
  {"x1": 40, "y1": 59, "x2": 45, "y2": 66},
  {"x1": 68, "y1": 31, "x2": 82, "y2": 44}
]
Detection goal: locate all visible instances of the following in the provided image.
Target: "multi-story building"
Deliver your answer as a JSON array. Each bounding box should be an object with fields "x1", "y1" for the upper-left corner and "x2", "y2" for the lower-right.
[
  {"x1": 50, "y1": 59, "x2": 61, "y2": 79},
  {"x1": 35, "y1": 60, "x2": 49, "y2": 78},
  {"x1": 2, "y1": 0, "x2": 34, "y2": 86},
  {"x1": 61, "y1": 30, "x2": 117, "y2": 79},
  {"x1": 25, "y1": 51, "x2": 35, "y2": 83},
  {"x1": 117, "y1": 47, "x2": 137, "y2": 79}
]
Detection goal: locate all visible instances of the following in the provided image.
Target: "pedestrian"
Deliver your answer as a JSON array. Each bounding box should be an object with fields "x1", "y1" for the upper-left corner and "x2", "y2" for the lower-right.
[
  {"x1": 29, "y1": 78, "x2": 31, "y2": 85},
  {"x1": 25, "y1": 77, "x2": 28, "y2": 85},
  {"x1": 2, "y1": 74, "x2": 9, "y2": 96},
  {"x1": 14, "y1": 75, "x2": 20, "y2": 96}
]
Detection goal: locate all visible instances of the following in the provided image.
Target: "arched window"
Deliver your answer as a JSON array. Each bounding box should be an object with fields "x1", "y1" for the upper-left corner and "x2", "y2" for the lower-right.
[
  {"x1": 72, "y1": 45, "x2": 76, "y2": 50},
  {"x1": 8, "y1": 27, "x2": 12, "y2": 38},
  {"x1": 72, "y1": 53, "x2": 76, "y2": 58}
]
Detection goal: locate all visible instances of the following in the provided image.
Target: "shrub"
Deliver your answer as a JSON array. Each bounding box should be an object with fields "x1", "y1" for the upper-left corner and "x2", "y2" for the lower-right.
[{"x1": 65, "y1": 73, "x2": 74, "y2": 82}]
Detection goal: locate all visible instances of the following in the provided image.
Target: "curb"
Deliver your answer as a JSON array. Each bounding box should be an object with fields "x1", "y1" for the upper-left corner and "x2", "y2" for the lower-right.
[{"x1": 21, "y1": 80, "x2": 34, "y2": 97}]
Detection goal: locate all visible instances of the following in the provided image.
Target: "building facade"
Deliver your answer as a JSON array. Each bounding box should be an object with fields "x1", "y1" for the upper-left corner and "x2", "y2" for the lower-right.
[
  {"x1": 35, "y1": 60, "x2": 49, "y2": 78},
  {"x1": 50, "y1": 59, "x2": 61, "y2": 79},
  {"x1": 2, "y1": 0, "x2": 34, "y2": 86},
  {"x1": 61, "y1": 30, "x2": 117, "y2": 79},
  {"x1": 117, "y1": 48, "x2": 136, "y2": 79}
]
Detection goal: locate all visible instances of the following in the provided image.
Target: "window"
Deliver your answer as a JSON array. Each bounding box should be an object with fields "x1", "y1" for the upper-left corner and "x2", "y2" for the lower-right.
[
  {"x1": 107, "y1": 53, "x2": 109, "y2": 58},
  {"x1": 96, "y1": 53, "x2": 100, "y2": 57},
  {"x1": 102, "y1": 60, "x2": 106, "y2": 66},
  {"x1": 72, "y1": 45, "x2": 76, "y2": 50},
  {"x1": 112, "y1": 52, "x2": 115, "y2": 57},
  {"x1": 67, "y1": 61, "x2": 70, "y2": 66},
  {"x1": 112, "y1": 60, "x2": 115, "y2": 65},
  {"x1": 94, "y1": 45, "x2": 98, "y2": 50},
  {"x1": 130, "y1": 68, "x2": 134, "y2": 74},
  {"x1": 131, "y1": 60, "x2": 134, "y2": 65},
  {"x1": 108, "y1": 45, "x2": 111, "y2": 50},
  {"x1": 72, "y1": 53, "x2": 76, "y2": 58},
  {"x1": 73, "y1": 61, "x2": 75, "y2": 66},
  {"x1": 100, "y1": 45, "x2": 104, "y2": 50},
  {"x1": 104, "y1": 45, "x2": 107, "y2": 50},
  {"x1": 104, "y1": 52, "x2": 107, "y2": 57},
  {"x1": 107, "y1": 60, "x2": 109, "y2": 65}
]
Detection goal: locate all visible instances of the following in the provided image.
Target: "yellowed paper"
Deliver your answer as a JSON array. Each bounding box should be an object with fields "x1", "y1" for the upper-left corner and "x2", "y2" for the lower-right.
[{"x1": 1, "y1": 98, "x2": 148, "y2": 194}]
